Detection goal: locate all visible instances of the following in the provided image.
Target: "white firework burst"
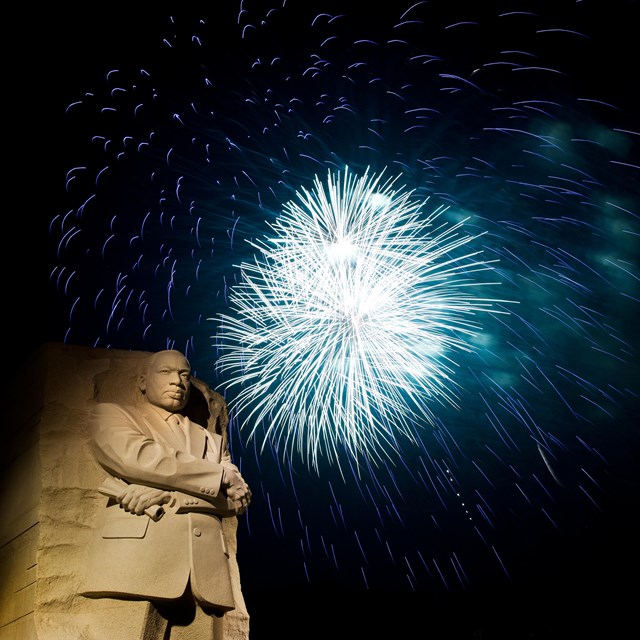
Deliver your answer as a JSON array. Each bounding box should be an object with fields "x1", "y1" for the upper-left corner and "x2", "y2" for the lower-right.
[{"x1": 215, "y1": 167, "x2": 507, "y2": 469}]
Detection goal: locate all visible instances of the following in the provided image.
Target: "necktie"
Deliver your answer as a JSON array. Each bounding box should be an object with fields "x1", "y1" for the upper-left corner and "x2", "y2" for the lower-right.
[{"x1": 167, "y1": 413, "x2": 186, "y2": 446}]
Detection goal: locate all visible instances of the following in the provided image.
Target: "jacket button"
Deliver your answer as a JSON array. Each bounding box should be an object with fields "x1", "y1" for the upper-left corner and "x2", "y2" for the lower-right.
[{"x1": 193, "y1": 527, "x2": 202, "y2": 537}]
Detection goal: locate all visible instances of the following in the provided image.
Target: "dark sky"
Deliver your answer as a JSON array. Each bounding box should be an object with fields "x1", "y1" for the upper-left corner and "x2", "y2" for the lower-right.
[{"x1": 13, "y1": 3, "x2": 640, "y2": 638}]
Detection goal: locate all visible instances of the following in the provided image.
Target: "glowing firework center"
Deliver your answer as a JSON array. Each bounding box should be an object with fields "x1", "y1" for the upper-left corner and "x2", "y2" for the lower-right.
[{"x1": 217, "y1": 167, "x2": 506, "y2": 469}]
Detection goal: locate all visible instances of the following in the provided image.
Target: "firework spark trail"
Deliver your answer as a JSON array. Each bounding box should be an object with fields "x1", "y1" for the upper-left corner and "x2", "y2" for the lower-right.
[{"x1": 49, "y1": 1, "x2": 639, "y2": 594}]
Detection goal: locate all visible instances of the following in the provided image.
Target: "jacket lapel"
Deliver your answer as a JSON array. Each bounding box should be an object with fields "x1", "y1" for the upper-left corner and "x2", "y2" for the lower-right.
[
  {"x1": 184, "y1": 417, "x2": 207, "y2": 458},
  {"x1": 181, "y1": 416, "x2": 223, "y2": 461}
]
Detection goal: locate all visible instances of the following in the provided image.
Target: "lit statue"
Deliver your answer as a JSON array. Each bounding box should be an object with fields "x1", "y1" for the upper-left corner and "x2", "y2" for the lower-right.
[{"x1": 81, "y1": 349, "x2": 251, "y2": 639}]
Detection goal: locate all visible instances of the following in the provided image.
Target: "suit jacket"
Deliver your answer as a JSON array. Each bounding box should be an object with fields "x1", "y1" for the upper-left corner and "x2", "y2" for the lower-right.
[{"x1": 81, "y1": 401, "x2": 241, "y2": 612}]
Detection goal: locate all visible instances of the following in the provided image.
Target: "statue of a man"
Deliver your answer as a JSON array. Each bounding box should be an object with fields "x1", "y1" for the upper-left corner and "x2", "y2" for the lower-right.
[{"x1": 81, "y1": 349, "x2": 251, "y2": 638}]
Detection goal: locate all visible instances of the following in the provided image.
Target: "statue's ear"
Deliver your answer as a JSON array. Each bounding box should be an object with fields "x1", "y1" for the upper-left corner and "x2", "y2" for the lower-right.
[{"x1": 138, "y1": 373, "x2": 146, "y2": 393}]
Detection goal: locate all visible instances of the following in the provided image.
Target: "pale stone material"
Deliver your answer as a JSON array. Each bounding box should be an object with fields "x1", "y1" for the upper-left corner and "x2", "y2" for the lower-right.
[{"x1": 2, "y1": 343, "x2": 249, "y2": 640}]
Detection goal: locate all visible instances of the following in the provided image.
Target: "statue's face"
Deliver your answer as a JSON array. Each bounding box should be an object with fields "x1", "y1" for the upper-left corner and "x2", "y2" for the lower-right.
[{"x1": 140, "y1": 351, "x2": 191, "y2": 412}]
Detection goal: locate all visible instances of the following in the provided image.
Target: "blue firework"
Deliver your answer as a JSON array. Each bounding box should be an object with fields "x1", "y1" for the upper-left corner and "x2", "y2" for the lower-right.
[
  {"x1": 47, "y1": 1, "x2": 638, "y2": 597},
  {"x1": 216, "y1": 166, "x2": 509, "y2": 468}
]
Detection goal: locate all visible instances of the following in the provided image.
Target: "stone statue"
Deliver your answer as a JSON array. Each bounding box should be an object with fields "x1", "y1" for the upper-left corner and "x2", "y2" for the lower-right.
[{"x1": 81, "y1": 349, "x2": 252, "y2": 639}]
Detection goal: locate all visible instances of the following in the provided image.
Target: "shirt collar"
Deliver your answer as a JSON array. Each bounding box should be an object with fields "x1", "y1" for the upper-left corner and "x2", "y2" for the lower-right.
[{"x1": 147, "y1": 404, "x2": 182, "y2": 423}]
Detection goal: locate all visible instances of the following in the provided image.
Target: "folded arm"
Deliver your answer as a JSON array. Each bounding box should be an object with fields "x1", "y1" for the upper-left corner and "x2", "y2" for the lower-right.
[{"x1": 89, "y1": 402, "x2": 231, "y2": 500}]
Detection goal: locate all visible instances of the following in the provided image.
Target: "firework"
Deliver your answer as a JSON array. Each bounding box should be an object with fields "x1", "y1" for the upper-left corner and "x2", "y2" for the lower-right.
[
  {"x1": 48, "y1": 1, "x2": 638, "y2": 600},
  {"x1": 216, "y1": 166, "x2": 509, "y2": 469}
]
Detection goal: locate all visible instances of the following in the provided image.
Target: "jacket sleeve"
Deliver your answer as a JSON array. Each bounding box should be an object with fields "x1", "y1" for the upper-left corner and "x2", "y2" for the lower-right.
[{"x1": 88, "y1": 402, "x2": 225, "y2": 499}]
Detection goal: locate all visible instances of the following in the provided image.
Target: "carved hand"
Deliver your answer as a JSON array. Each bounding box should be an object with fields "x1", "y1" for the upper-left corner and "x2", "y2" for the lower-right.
[
  {"x1": 117, "y1": 483, "x2": 172, "y2": 516},
  {"x1": 221, "y1": 468, "x2": 252, "y2": 512}
]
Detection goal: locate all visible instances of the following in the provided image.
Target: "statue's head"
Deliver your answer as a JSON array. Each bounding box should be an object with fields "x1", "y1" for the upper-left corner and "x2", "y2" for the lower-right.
[{"x1": 138, "y1": 349, "x2": 191, "y2": 412}]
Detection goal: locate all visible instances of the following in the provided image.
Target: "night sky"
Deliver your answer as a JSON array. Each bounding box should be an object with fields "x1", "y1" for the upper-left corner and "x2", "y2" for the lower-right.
[{"x1": 14, "y1": 2, "x2": 640, "y2": 638}]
